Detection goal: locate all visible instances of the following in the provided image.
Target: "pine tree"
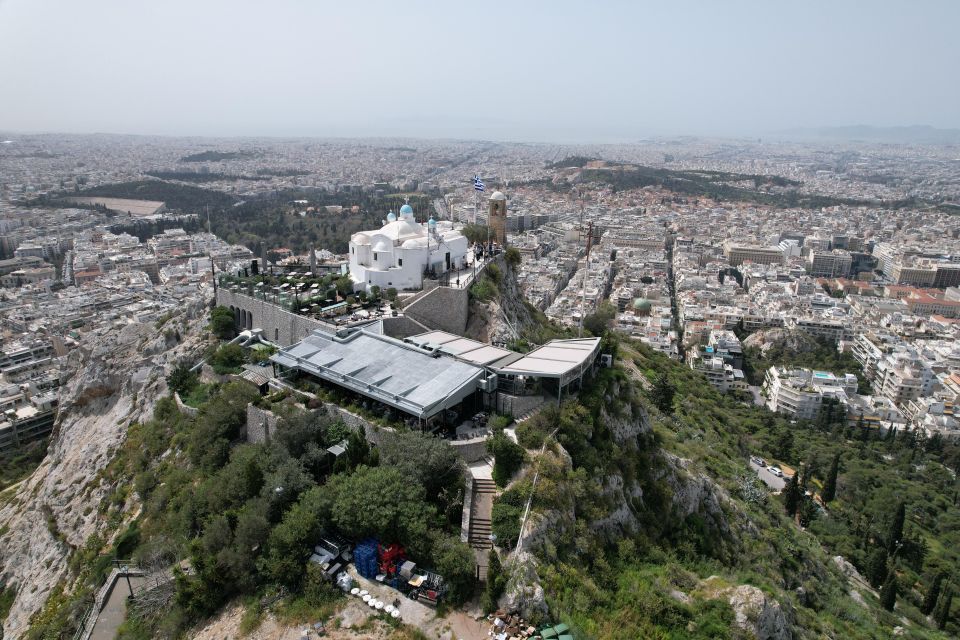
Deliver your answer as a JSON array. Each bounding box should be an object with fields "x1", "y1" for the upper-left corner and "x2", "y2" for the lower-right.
[
  {"x1": 822, "y1": 453, "x2": 840, "y2": 503},
  {"x1": 783, "y1": 472, "x2": 801, "y2": 518},
  {"x1": 880, "y1": 573, "x2": 898, "y2": 611},
  {"x1": 936, "y1": 585, "x2": 953, "y2": 631},
  {"x1": 866, "y1": 547, "x2": 888, "y2": 588},
  {"x1": 922, "y1": 572, "x2": 944, "y2": 616},
  {"x1": 775, "y1": 428, "x2": 794, "y2": 462},
  {"x1": 887, "y1": 502, "x2": 906, "y2": 554}
]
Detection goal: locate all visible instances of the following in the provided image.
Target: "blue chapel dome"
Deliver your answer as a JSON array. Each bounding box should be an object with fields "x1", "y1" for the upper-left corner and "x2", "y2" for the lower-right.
[
  {"x1": 399, "y1": 204, "x2": 414, "y2": 216},
  {"x1": 386, "y1": 211, "x2": 397, "y2": 222}
]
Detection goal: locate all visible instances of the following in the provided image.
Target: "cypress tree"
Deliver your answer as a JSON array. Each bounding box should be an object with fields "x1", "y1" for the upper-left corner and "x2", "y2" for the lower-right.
[
  {"x1": 822, "y1": 453, "x2": 840, "y2": 503},
  {"x1": 783, "y1": 472, "x2": 801, "y2": 518},
  {"x1": 887, "y1": 502, "x2": 906, "y2": 554},
  {"x1": 936, "y1": 585, "x2": 953, "y2": 631},
  {"x1": 880, "y1": 573, "x2": 898, "y2": 611},
  {"x1": 866, "y1": 547, "x2": 888, "y2": 588},
  {"x1": 922, "y1": 572, "x2": 944, "y2": 616}
]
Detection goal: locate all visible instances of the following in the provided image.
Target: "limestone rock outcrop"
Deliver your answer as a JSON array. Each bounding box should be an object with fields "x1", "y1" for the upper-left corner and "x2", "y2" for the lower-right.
[
  {"x1": 727, "y1": 584, "x2": 792, "y2": 640},
  {"x1": 0, "y1": 296, "x2": 210, "y2": 638},
  {"x1": 464, "y1": 257, "x2": 539, "y2": 346},
  {"x1": 500, "y1": 551, "x2": 549, "y2": 623}
]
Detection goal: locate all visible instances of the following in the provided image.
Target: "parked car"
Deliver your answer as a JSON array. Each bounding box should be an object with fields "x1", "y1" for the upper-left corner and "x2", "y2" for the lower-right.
[
  {"x1": 750, "y1": 456, "x2": 766, "y2": 467},
  {"x1": 767, "y1": 466, "x2": 783, "y2": 478}
]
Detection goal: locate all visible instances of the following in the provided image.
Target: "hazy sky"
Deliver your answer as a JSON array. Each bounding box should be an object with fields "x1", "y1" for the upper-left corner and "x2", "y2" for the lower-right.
[{"x1": 1, "y1": 0, "x2": 958, "y2": 142}]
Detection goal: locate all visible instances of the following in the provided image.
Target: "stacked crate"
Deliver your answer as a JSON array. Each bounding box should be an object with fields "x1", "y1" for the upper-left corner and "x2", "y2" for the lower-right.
[{"x1": 353, "y1": 538, "x2": 380, "y2": 579}]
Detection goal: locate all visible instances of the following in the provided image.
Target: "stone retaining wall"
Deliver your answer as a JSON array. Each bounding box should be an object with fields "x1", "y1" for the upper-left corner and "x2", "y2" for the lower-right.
[
  {"x1": 259, "y1": 380, "x2": 396, "y2": 448},
  {"x1": 494, "y1": 393, "x2": 546, "y2": 418},
  {"x1": 173, "y1": 392, "x2": 199, "y2": 418},
  {"x1": 379, "y1": 315, "x2": 430, "y2": 339},
  {"x1": 403, "y1": 286, "x2": 469, "y2": 334},
  {"x1": 216, "y1": 289, "x2": 333, "y2": 346},
  {"x1": 460, "y1": 475, "x2": 474, "y2": 544},
  {"x1": 448, "y1": 436, "x2": 488, "y2": 463}
]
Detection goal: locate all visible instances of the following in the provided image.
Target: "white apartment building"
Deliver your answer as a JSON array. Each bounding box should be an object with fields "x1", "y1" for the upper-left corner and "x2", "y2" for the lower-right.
[
  {"x1": 763, "y1": 366, "x2": 859, "y2": 420},
  {"x1": 851, "y1": 331, "x2": 901, "y2": 382},
  {"x1": 689, "y1": 352, "x2": 746, "y2": 393},
  {"x1": 789, "y1": 316, "x2": 853, "y2": 342},
  {"x1": 875, "y1": 353, "x2": 937, "y2": 407}
]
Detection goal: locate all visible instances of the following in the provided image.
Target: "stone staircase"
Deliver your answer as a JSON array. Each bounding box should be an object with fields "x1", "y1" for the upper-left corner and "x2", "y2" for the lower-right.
[{"x1": 468, "y1": 477, "x2": 497, "y2": 581}]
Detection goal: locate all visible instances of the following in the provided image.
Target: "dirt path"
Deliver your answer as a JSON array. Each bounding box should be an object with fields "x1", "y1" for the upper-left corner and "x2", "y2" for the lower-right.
[{"x1": 190, "y1": 592, "x2": 489, "y2": 640}]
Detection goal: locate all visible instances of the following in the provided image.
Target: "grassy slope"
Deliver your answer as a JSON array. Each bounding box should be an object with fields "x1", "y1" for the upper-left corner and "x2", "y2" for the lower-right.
[{"x1": 505, "y1": 337, "x2": 956, "y2": 638}]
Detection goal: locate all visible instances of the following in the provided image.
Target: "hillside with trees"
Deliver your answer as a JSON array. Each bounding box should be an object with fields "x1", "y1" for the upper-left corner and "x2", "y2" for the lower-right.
[
  {"x1": 494, "y1": 337, "x2": 960, "y2": 638},
  {"x1": 24, "y1": 375, "x2": 476, "y2": 639},
  {"x1": 69, "y1": 180, "x2": 437, "y2": 254}
]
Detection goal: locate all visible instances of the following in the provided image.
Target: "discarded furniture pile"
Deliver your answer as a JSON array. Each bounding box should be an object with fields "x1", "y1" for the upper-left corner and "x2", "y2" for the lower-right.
[
  {"x1": 487, "y1": 612, "x2": 575, "y2": 640},
  {"x1": 353, "y1": 538, "x2": 449, "y2": 605}
]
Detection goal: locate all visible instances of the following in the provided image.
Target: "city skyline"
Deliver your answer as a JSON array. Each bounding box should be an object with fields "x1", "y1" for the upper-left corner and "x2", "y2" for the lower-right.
[{"x1": 1, "y1": 0, "x2": 959, "y2": 142}]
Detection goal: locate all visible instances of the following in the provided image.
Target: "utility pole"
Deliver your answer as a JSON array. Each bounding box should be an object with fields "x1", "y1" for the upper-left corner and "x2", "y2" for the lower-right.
[
  {"x1": 574, "y1": 187, "x2": 592, "y2": 339},
  {"x1": 207, "y1": 206, "x2": 217, "y2": 296},
  {"x1": 577, "y1": 221, "x2": 593, "y2": 338}
]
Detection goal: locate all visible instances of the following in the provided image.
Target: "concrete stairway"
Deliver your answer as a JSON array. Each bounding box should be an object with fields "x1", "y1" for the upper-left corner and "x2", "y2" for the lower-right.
[{"x1": 469, "y1": 478, "x2": 496, "y2": 548}]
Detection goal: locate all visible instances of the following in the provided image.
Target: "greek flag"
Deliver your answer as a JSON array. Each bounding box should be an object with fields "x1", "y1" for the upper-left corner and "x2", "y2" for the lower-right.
[{"x1": 473, "y1": 174, "x2": 485, "y2": 192}]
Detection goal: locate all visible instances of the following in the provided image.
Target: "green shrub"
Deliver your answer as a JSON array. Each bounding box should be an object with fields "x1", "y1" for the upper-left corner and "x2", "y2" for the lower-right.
[
  {"x1": 489, "y1": 433, "x2": 526, "y2": 487},
  {"x1": 516, "y1": 422, "x2": 546, "y2": 449},
  {"x1": 209, "y1": 343, "x2": 246, "y2": 374},
  {"x1": 470, "y1": 275, "x2": 497, "y2": 302},
  {"x1": 488, "y1": 414, "x2": 513, "y2": 432},
  {"x1": 209, "y1": 305, "x2": 236, "y2": 339},
  {"x1": 491, "y1": 485, "x2": 529, "y2": 548},
  {"x1": 491, "y1": 500, "x2": 523, "y2": 549},
  {"x1": 166, "y1": 363, "x2": 199, "y2": 396}
]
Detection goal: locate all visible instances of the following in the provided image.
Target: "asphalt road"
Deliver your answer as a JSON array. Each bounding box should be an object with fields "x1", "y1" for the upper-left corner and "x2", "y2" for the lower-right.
[
  {"x1": 750, "y1": 460, "x2": 786, "y2": 492},
  {"x1": 747, "y1": 385, "x2": 766, "y2": 407}
]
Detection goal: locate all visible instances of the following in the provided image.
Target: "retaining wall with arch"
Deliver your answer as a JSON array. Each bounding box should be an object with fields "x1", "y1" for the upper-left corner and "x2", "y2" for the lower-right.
[{"x1": 216, "y1": 289, "x2": 334, "y2": 347}]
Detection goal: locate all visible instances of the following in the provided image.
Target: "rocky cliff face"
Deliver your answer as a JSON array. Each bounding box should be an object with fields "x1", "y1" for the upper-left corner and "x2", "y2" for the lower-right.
[
  {"x1": 464, "y1": 257, "x2": 539, "y2": 346},
  {"x1": 0, "y1": 297, "x2": 211, "y2": 638}
]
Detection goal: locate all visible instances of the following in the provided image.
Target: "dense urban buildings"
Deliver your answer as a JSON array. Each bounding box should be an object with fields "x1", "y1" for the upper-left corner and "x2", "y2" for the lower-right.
[{"x1": 2, "y1": 130, "x2": 960, "y2": 640}]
